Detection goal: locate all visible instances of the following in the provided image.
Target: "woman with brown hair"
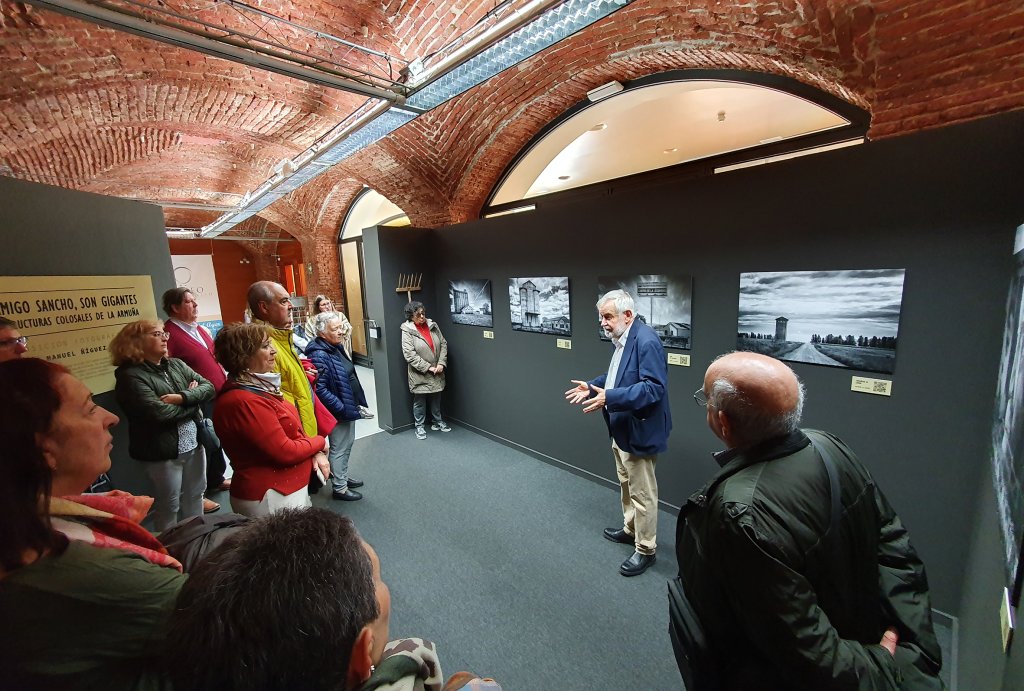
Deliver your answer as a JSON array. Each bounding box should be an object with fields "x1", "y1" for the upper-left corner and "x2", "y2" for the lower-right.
[
  {"x1": 110, "y1": 318, "x2": 215, "y2": 531},
  {"x1": 0, "y1": 358, "x2": 185, "y2": 689},
  {"x1": 213, "y1": 322, "x2": 330, "y2": 516}
]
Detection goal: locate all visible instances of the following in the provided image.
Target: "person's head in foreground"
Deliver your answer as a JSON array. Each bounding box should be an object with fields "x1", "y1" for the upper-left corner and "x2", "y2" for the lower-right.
[
  {"x1": 0, "y1": 358, "x2": 119, "y2": 572},
  {"x1": 699, "y1": 351, "x2": 805, "y2": 449},
  {"x1": 165, "y1": 508, "x2": 390, "y2": 691}
]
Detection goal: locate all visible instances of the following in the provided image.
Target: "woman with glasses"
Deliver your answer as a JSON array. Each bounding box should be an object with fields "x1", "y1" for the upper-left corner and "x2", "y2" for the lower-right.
[
  {"x1": 400, "y1": 301, "x2": 450, "y2": 440},
  {"x1": 110, "y1": 319, "x2": 215, "y2": 531}
]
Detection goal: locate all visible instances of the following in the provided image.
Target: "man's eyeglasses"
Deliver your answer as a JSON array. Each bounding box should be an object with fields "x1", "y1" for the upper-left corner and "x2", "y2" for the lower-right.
[
  {"x1": 150, "y1": 331, "x2": 171, "y2": 339},
  {"x1": 0, "y1": 336, "x2": 28, "y2": 348},
  {"x1": 693, "y1": 387, "x2": 709, "y2": 408}
]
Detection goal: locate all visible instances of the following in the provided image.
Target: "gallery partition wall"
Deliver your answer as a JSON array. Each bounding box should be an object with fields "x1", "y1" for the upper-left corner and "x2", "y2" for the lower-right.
[{"x1": 363, "y1": 110, "x2": 1024, "y2": 690}]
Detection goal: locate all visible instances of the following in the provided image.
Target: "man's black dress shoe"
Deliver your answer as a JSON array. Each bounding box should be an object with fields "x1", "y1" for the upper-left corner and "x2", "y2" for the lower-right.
[
  {"x1": 603, "y1": 527, "x2": 634, "y2": 545},
  {"x1": 347, "y1": 478, "x2": 364, "y2": 488},
  {"x1": 619, "y1": 551, "x2": 656, "y2": 577},
  {"x1": 332, "y1": 489, "x2": 363, "y2": 501}
]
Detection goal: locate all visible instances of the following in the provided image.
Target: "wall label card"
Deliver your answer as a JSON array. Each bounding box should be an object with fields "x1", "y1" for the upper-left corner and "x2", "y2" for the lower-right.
[{"x1": 850, "y1": 376, "x2": 893, "y2": 396}]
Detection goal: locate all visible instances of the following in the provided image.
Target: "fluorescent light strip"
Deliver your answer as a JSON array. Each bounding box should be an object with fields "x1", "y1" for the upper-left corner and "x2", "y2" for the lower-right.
[
  {"x1": 483, "y1": 203, "x2": 536, "y2": 218},
  {"x1": 408, "y1": 0, "x2": 630, "y2": 111},
  {"x1": 714, "y1": 139, "x2": 864, "y2": 173}
]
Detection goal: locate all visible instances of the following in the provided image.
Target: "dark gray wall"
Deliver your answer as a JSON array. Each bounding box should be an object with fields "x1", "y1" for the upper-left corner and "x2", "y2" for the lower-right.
[
  {"x1": 0, "y1": 176, "x2": 176, "y2": 496},
  {"x1": 364, "y1": 226, "x2": 437, "y2": 432},
  {"x1": 362, "y1": 111, "x2": 1024, "y2": 690}
]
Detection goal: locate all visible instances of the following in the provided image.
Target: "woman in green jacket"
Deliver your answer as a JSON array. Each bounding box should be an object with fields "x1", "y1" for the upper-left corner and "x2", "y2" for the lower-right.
[{"x1": 111, "y1": 319, "x2": 215, "y2": 531}]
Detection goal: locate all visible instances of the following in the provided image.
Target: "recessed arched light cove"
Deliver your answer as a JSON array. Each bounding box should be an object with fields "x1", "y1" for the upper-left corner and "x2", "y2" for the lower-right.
[
  {"x1": 339, "y1": 188, "x2": 410, "y2": 240},
  {"x1": 485, "y1": 70, "x2": 869, "y2": 212}
]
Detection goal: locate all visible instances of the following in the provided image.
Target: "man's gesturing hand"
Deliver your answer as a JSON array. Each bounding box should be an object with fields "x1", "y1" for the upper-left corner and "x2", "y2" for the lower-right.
[{"x1": 565, "y1": 380, "x2": 591, "y2": 405}]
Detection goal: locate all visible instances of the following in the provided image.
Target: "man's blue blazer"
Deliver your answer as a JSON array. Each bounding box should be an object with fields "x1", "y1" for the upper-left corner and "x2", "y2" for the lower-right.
[{"x1": 588, "y1": 320, "x2": 672, "y2": 455}]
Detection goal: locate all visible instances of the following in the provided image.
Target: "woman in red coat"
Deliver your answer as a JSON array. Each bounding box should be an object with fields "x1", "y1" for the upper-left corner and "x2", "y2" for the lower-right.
[{"x1": 212, "y1": 323, "x2": 329, "y2": 517}]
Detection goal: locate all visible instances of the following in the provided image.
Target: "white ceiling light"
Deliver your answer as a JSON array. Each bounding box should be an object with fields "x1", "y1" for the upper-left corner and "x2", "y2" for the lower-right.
[{"x1": 586, "y1": 81, "x2": 624, "y2": 102}]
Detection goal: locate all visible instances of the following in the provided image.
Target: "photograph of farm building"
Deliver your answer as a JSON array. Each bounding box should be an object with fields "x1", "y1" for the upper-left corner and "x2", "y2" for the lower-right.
[
  {"x1": 737, "y1": 269, "x2": 906, "y2": 374},
  {"x1": 449, "y1": 279, "x2": 493, "y2": 327},
  {"x1": 509, "y1": 277, "x2": 571, "y2": 335},
  {"x1": 597, "y1": 274, "x2": 693, "y2": 349}
]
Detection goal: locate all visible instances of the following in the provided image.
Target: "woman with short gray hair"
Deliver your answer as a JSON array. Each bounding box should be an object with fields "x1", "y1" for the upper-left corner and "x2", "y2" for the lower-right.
[{"x1": 305, "y1": 311, "x2": 371, "y2": 501}]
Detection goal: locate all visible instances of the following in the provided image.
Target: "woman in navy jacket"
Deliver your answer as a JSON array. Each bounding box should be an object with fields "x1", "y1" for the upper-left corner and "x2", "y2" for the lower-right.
[{"x1": 305, "y1": 311, "x2": 369, "y2": 501}]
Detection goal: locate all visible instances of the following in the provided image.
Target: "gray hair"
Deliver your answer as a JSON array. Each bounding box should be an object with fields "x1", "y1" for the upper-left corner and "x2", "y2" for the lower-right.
[
  {"x1": 314, "y1": 311, "x2": 343, "y2": 336},
  {"x1": 246, "y1": 281, "x2": 279, "y2": 315},
  {"x1": 707, "y1": 374, "x2": 805, "y2": 446},
  {"x1": 596, "y1": 289, "x2": 634, "y2": 315}
]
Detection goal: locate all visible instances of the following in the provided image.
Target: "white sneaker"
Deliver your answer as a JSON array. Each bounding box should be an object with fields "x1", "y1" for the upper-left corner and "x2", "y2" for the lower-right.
[
  {"x1": 359, "y1": 406, "x2": 375, "y2": 419},
  {"x1": 431, "y1": 421, "x2": 452, "y2": 432},
  {"x1": 415, "y1": 426, "x2": 427, "y2": 440}
]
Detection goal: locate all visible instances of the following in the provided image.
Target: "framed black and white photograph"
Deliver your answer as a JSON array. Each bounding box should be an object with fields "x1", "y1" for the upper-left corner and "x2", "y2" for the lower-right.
[
  {"x1": 737, "y1": 268, "x2": 906, "y2": 374},
  {"x1": 992, "y1": 227, "x2": 1024, "y2": 602},
  {"x1": 508, "y1": 277, "x2": 571, "y2": 335},
  {"x1": 597, "y1": 274, "x2": 693, "y2": 349},
  {"x1": 449, "y1": 279, "x2": 493, "y2": 327}
]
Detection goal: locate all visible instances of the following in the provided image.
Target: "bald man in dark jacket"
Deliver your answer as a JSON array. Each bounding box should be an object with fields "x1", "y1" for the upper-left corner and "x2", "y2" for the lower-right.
[{"x1": 676, "y1": 352, "x2": 943, "y2": 690}]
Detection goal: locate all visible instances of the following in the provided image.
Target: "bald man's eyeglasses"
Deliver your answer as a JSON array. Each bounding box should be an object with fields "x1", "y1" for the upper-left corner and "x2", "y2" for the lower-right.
[
  {"x1": 693, "y1": 387, "x2": 709, "y2": 408},
  {"x1": 0, "y1": 336, "x2": 27, "y2": 348}
]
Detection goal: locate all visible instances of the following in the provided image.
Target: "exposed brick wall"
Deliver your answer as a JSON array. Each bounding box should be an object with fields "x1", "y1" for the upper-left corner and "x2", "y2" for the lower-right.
[{"x1": 2, "y1": 0, "x2": 1022, "y2": 237}]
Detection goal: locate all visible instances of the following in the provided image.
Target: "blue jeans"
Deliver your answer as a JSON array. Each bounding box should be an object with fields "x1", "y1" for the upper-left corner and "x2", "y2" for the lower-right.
[
  {"x1": 327, "y1": 420, "x2": 356, "y2": 493},
  {"x1": 412, "y1": 393, "x2": 443, "y2": 428}
]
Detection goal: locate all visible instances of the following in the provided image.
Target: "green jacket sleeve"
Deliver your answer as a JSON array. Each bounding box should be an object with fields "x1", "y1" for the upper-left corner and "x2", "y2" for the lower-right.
[
  {"x1": 115, "y1": 367, "x2": 195, "y2": 424},
  {"x1": 874, "y1": 485, "x2": 945, "y2": 689},
  {"x1": 713, "y1": 514, "x2": 903, "y2": 690}
]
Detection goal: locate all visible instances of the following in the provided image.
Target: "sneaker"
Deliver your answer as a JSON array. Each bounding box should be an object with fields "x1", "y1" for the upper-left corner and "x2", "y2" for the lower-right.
[
  {"x1": 431, "y1": 421, "x2": 452, "y2": 432},
  {"x1": 202, "y1": 498, "x2": 220, "y2": 514},
  {"x1": 415, "y1": 426, "x2": 427, "y2": 440},
  {"x1": 359, "y1": 406, "x2": 375, "y2": 419}
]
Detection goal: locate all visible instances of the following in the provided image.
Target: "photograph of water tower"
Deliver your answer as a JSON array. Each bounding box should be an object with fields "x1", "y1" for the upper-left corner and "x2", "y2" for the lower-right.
[
  {"x1": 737, "y1": 268, "x2": 906, "y2": 374},
  {"x1": 597, "y1": 274, "x2": 693, "y2": 349},
  {"x1": 449, "y1": 279, "x2": 493, "y2": 327},
  {"x1": 508, "y1": 277, "x2": 571, "y2": 335}
]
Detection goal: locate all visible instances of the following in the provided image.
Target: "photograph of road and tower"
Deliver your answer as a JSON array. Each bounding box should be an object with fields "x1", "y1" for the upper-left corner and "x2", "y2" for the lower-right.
[
  {"x1": 597, "y1": 274, "x2": 693, "y2": 349},
  {"x1": 737, "y1": 269, "x2": 906, "y2": 375}
]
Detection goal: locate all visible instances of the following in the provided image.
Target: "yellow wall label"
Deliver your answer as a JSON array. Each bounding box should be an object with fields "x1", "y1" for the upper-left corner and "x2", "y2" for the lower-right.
[
  {"x1": 556, "y1": 338, "x2": 572, "y2": 349},
  {"x1": 850, "y1": 376, "x2": 892, "y2": 396},
  {"x1": 667, "y1": 353, "x2": 690, "y2": 367},
  {"x1": 483, "y1": 330, "x2": 494, "y2": 339}
]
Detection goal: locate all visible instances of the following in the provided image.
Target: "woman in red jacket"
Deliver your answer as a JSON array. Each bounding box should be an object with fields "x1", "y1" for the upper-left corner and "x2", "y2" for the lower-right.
[{"x1": 212, "y1": 323, "x2": 329, "y2": 517}]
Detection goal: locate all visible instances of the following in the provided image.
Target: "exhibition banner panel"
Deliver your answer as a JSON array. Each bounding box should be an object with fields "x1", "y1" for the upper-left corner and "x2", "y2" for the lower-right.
[
  {"x1": 172, "y1": 254, "x2": 224, "y2": 336},
  {"x1": 0, "y1": 275, "x2": 157, "y2": 393}
]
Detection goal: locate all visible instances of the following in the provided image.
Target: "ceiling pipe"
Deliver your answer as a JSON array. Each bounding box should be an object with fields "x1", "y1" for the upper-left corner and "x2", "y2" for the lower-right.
[{"x1": 22, "y1": 0, "x2": 405, "y2": 102}]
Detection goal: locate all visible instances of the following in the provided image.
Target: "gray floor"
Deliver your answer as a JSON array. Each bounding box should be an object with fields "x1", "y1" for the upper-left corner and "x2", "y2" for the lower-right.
[
  {"x1": 309, "y1": 424, "x2": 682, "y2": 690},
  {"x1": 212, "y1": 366, "x2": 956, "y2": 690}
]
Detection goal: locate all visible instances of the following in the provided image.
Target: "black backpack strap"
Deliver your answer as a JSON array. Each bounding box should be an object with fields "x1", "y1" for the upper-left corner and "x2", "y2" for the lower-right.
[{"x1": 805, "y1": 430, "x2": 843, "y2": 558}]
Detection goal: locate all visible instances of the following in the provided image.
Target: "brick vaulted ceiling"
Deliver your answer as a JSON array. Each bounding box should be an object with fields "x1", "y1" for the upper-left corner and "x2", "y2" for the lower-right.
[{"x1": 2, "y1": 0, "x2": 1023, "y2": 243}]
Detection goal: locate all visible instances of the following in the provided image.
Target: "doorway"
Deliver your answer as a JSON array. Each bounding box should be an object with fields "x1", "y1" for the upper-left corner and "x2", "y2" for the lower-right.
[{"x1": 340, "y1": 237, "x2": 371, "y2": 366}]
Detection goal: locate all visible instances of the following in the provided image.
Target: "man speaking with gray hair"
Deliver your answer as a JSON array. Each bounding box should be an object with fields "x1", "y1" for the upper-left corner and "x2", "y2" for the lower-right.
[
  {"x1": 675, "y1": 351, "x2": 943, "y2": 689},
  {"x1": 566, "y1": 289, "x2": 671, "y2": 577}
]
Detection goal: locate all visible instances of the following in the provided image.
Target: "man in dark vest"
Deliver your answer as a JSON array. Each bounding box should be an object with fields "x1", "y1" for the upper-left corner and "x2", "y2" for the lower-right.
[{"x1": 163, "y1": 287, "x2": 229, "y2": 512}]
